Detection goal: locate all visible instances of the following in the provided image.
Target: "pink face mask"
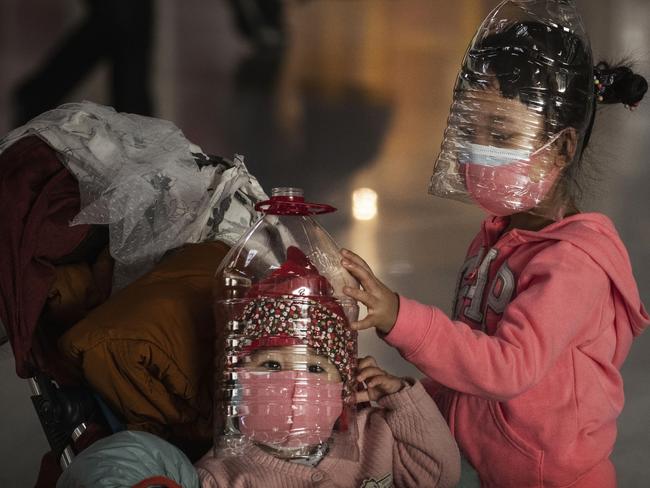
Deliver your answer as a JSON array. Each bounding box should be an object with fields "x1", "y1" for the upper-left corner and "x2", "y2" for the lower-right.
[
  {"x1": 237, "y1": 370, "x2": 343, "y2": 448},
  {"x1": 460, "y1": 135, "x2": 563, "y2": 216}
]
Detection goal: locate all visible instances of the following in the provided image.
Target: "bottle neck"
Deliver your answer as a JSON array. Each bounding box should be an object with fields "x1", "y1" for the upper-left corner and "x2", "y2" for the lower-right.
[{"x1": 271, "y1": 187, "x2": 304, "y2": 200}]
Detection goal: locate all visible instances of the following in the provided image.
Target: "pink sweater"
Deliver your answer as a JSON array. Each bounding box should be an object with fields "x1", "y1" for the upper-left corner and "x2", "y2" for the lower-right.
[
  {"x1": 386, "y1": 213, "x2": 649, "y2": 487},
  {"x1": 196, "y1": 381, "x2": 460, "y2": 488}
]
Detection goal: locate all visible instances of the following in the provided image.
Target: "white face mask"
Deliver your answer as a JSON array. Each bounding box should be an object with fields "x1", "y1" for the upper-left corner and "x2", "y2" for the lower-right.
[{"x1": 460, "y1": 144, "x2": 532, "y2": 167}]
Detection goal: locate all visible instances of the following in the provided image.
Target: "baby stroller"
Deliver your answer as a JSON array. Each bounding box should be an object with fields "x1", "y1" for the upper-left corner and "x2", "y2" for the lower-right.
[
  {"x1": 0, "y1": 135, "x2": 114, "y2": 483},
  {"x1": 0, "y1": 105, "x2": 267, "y2": 486}
]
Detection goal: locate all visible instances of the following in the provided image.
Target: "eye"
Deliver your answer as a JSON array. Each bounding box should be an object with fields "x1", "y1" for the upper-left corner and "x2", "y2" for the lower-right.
[
  {"x1": 261, "y1": 360, "x2": 282, "y2": 371},
  {"x1": 491, "y1": 132, "x2": 513, "y2": 143},
  {"x1": 308, "y1": 364, "x2": 325, "y2": 374},
  {"x1": 460, "y1": 125, "x2": 476, "y2": 137}
]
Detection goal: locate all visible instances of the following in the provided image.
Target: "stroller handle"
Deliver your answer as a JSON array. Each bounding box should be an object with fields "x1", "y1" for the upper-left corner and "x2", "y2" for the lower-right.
[{"x1": 29, "y1": 375, "x2": 106, "y2": 470}]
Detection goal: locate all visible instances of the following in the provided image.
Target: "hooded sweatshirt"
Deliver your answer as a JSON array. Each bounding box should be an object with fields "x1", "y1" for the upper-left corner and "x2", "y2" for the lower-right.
[{"x1": 385, "y1": 213, "x2": 649, "y2": 488}]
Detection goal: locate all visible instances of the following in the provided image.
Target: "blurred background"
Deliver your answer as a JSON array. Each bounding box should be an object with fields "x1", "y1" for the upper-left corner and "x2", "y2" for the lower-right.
[{"x1": 1, "y1": 0, "x2": 648, "y2": 485}]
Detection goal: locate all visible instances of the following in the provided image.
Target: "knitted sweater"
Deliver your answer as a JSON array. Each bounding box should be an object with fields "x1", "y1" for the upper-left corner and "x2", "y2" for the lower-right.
[{"x1": 196, "y1": 381, "x2": 460, "y2": 488}]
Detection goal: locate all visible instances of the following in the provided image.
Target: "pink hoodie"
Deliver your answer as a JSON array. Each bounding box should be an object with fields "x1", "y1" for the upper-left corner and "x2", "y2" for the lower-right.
[{"x1": 385, "y1": 213, "x2": 649, "y2": 487}]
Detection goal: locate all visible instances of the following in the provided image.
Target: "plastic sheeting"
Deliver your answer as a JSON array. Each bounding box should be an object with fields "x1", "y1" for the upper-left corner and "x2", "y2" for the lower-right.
[
  {"x1": 214, "y1": 189, "x2": 359, "y2": 463},
  {"x1": 0, "y1": 102, "x2": 268, "y2": 289},
  {"x1": 429, "y1": 0, "x2": 594, "y2": 218}
]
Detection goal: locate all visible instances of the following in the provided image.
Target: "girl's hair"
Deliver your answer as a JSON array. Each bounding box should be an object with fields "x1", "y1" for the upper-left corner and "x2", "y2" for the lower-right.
[{"x1": 464, "y1": 21, "x2": 648, "y2": 204}]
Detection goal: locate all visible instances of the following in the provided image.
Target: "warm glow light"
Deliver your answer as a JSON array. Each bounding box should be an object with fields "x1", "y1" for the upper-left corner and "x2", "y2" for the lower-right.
[{"x1": 352, "y1": 188, "x2": 378, "y2": 221}]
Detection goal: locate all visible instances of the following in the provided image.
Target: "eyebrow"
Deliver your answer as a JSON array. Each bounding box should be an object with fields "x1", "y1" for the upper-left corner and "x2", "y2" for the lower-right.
[{"x1": 491, "y1": 115, "x2": 509, "y2": 125}]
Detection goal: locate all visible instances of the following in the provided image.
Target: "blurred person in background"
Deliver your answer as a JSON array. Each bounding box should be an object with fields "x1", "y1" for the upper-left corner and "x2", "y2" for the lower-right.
[
  {"x1": 12, "y1": 0, "x2": 154, "y2": 127},
  {"x1": 227, "y1": 0, "x2": 286, "y2": 50}
]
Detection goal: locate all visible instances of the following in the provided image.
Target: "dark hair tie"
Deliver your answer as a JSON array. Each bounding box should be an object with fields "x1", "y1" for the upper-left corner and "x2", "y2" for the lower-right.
[{"x1": 594, "y1": 62, "x2": 648, "y2": 111}]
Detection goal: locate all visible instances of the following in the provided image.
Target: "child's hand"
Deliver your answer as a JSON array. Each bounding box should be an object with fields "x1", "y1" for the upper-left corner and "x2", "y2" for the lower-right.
[
  {"x1": 340, "y1": 249, "x2": 399, "y2": 334},
  {"x1": 355, "y1": 356, "x2": 406, "y2": 403}
]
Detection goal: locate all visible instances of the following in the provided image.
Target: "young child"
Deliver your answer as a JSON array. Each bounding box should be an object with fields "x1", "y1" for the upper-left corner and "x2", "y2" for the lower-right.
[
  {"x1": 340, "y1": 3, "x2": 649, "y2": 487},
  {"x1": 196, "y1": 293, "x2": 461, "y2": 488}
]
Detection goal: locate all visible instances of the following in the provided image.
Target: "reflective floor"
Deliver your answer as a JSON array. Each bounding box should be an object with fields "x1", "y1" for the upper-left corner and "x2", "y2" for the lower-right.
[{"x1": 1, "y1": 0, "x2": 649, "y2": 485}]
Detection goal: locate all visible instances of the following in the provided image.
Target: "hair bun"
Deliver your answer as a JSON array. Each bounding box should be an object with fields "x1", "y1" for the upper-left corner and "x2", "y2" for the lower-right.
[{"x1": 595, "y1": 61, "x2": 648, "y2": 108}]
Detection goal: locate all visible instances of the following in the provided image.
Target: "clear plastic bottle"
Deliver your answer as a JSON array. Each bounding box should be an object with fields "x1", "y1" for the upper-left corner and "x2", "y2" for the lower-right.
[{"x1": 214, "y1": 187, "x2": 359, "y2": 462}]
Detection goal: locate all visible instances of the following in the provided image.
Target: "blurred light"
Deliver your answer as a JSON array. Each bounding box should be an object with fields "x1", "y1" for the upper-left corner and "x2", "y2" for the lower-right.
[
  {"x1": 352, "y1": 188, "x2": 378, "y2": 221},
  {"x1": 387, "y1": 261, "x2": 413, "y2": 275}
]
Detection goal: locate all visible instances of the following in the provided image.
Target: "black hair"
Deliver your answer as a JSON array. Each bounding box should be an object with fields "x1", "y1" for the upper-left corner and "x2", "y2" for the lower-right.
[
  {"x1": 462, "y1": 21, "x2": 648, "y2": 204},
  {"x1": 595, "y1": 61, "x2": 649, "y2": 106}
]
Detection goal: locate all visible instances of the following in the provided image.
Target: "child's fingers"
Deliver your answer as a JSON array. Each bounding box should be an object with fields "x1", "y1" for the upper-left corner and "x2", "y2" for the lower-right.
[
  {"x1": 357, "y1": 356, "x2": 378, "y2": 370},
  {"x1": 367, "y1": 375, "x2": 402, "y2": 394},
  {"x1": 341, "y1": 259, "x2": 380, "y2": 294},
  {"x1": 350, "y1": 316, "x2": 379, "y2": 331},
  {"x1": 343, "y1": 286, "x2": 376, "y2": 308},
  {"x1": 355, "y1": 389, "x2": 370, "y2": 404},
  {"x1": 340, "y1": 249, "x2": 374, "y2": 275},
  {"x1": 367, "y1": 375, "x2": 393, "y2": 388},
  {"x1": 357, "y1": 366, "x2": 385, "y2": 383}
]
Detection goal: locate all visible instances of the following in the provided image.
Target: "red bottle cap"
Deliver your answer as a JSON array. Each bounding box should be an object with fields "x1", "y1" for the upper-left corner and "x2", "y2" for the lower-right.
[{"x1": 255, "y1": 187, "x2": 336, "y2": 216}]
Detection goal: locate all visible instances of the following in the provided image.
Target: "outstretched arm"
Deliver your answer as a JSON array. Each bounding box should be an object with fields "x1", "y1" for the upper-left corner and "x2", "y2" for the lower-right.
[{"x1": 342, "y1": 244, "x2": 609, "y2": 400}]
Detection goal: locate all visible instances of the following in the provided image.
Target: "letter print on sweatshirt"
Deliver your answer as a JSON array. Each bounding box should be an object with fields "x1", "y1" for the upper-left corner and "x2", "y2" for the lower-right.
[{"x1": 453, "y1": 247, "x2": 515, "y2": 329}]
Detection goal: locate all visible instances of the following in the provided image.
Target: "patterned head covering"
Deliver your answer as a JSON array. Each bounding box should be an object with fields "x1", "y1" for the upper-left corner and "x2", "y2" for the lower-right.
[{"x1": 239, "y1": 295, "x2": 356, "y2": 397}]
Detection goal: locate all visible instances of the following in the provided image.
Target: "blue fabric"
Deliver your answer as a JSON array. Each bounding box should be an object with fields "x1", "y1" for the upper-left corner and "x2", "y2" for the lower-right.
[
  {"x1": 56, "y1": 431, "x2": 200, "y2": 488},
  {"x1": 458, "y1": 455, "x2": 482, "y2": 487},
  {"x1": 93, "y1": 393, "x2": 125, "y2": 433}
]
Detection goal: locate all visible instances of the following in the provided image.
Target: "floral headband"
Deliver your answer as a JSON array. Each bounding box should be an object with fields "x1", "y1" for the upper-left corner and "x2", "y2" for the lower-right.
[{"x1": 239, "y1": 295, "x2": 356, "y2": 398}]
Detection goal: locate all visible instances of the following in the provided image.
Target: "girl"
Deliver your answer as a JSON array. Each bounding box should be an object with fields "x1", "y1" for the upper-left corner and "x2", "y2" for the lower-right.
[
  {"x1": 340, "y1": 1, "x2": 649, "y2": 487},
  {"x1": 196, "y1": 293, "x2": 461, "y2": 487}
]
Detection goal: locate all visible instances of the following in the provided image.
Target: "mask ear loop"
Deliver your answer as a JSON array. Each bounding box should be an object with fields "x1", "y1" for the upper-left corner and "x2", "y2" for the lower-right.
[
  {"x1": 529, "y1": 128, "x2": 569, "y2": 159},
  {"x1": 528, "y1": 128, "x2": 575, "y2": 220}
]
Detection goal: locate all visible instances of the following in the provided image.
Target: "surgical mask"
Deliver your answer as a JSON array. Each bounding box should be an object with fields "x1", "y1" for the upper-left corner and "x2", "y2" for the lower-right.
[
  {"x1": 459, "y1": 135, "x2": 564, "y2": 216},
  {"x1": 236, "y1": 370, "x2": 343, "y2": 450}
]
